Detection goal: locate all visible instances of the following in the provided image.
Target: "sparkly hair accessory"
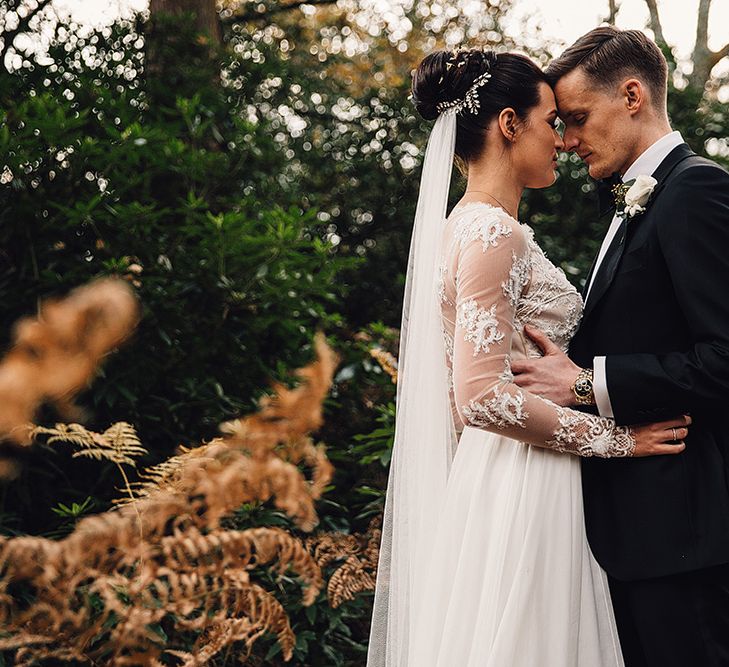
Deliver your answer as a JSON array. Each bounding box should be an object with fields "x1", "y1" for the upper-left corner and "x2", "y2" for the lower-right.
[{"x1": 435, "y1": 68, "x2": 492, "y2": 116}]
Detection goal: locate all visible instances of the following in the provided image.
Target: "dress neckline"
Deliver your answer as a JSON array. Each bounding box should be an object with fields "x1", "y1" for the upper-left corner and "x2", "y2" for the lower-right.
[{"x1": 449, "y1": 200, "x2": 520, "y2": 225}]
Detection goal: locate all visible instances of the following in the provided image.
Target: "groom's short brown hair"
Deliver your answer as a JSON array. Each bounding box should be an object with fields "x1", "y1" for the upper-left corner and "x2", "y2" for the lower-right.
[{"x1": 546, "y1": 27, "x2": 668, "y2": 110}]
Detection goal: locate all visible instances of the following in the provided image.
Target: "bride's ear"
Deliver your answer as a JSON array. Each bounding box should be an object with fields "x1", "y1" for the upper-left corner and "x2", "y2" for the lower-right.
[{"x1": 497, "y1": 108, "x2": 519, "y2": 143}]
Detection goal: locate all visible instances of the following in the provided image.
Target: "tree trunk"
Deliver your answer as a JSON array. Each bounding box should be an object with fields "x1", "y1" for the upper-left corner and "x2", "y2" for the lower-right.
[
  {"x1": 144, "y1": 0, "x2": 223, "y2": 106},
  {"x1": 149, "y1": 0, "x2": 222, "y2": 45},
  {"x1": 643, "y1": 0, "x2": 729, "y2": 97}
]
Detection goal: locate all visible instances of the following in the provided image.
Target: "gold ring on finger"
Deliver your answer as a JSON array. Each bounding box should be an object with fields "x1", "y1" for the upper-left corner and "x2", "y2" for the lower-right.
[{"x1": 672, "y1": 427, "x2": 677, "y2": 441}]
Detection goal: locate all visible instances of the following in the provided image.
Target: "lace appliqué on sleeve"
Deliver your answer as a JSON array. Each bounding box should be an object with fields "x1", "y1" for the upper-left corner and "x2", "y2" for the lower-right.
[
  {"x1": 462, "y1": 385, "x2": 529, "y2": 429},
  {"x1": 544, "y1": 406, "x2": 636, "y2": 458},
  {"x1": 502, "y1": 250, "x2": 531, "y2": 307},
  {"x1": 437, "y1": 261, "x2": 451, "y2": 305},
  {"x1": 456, "y1": 299, "x2": 504, "y2": 355}
]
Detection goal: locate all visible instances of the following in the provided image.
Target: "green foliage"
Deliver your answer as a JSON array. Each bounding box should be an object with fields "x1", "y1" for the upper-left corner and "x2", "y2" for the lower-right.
[
  {"x1": 50, "y1": 496, "x2": 95, "y2": 518},
  {"x1": 0, "y1": 14, "x2": 358, "y2": 539},
  {"x1": 352, "y1": 401, "x2": 395, "y2": 468},
  {"x1": 2, "y1": 2, "x2": 729, "y2": 664},
  {"x1": 46, "y1": 496, "x2": 96, "y2": 539}
]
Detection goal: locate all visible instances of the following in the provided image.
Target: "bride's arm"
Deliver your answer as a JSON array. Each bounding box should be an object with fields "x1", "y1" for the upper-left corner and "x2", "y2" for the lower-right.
[{"x1": 452, "y1": 217, "x2": 636, "y2": 457}]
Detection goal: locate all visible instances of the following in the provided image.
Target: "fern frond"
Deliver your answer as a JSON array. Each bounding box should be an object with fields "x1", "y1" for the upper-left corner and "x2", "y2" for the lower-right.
[
  {"x1": 0, "y1": 278, "x2": 139, "y2": 459},
  {"x1": 31, "y1": 423, "x2": 101, "y2": 450},
  {"x1": 33, "y1": 421, "x2": 147, "y2": 467},
  {"x1": 103, "y1": 421, "x2": 147, "y2": 460},
  {"x1": 0, "y1": 332, "x2": 354, "y2": 664}
]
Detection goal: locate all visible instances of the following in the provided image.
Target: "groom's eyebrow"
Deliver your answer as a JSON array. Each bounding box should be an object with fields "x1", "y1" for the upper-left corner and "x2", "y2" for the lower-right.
[{"x1": 557, "y1": 107, "x2": 584, "y2": 119}]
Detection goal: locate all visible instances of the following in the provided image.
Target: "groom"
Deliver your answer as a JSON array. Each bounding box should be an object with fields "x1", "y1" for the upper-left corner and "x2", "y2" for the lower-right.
[{"x1": 512, "y1": 27, "x2": 729, "y2": 666}]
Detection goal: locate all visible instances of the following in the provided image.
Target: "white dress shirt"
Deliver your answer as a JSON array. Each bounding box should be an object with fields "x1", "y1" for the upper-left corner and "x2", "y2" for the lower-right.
[{"x1": 587, "y1": 131, "x2": 685, "y2": 417}]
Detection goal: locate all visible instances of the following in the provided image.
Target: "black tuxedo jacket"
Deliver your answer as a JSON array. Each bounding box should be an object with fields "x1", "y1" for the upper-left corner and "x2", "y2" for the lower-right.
[{"x1": 570, "y1": 143, "x2": 729, "y2": 581}]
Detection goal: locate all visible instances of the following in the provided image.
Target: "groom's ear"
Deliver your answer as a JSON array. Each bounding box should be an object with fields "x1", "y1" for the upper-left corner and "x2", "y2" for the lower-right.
[{"x1": 622, "y1": 79, "x2": 645, "y2": 116}]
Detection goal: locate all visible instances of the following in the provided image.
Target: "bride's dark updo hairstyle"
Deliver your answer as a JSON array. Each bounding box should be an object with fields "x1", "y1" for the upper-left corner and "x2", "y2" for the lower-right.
[{"x1": 411, "y1": 49, "x2": 548, "y2": 172}]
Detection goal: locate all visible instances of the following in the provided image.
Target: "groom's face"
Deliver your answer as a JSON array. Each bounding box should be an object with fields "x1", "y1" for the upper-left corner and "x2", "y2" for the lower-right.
[{"x1": 554, "y1": 68, "x2": 635, "y2": 180}]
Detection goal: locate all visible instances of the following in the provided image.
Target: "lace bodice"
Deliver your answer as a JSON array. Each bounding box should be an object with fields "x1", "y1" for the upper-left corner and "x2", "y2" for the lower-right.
[{"x1": 439, "y1": 202, "x2": 634, "y2": 457}]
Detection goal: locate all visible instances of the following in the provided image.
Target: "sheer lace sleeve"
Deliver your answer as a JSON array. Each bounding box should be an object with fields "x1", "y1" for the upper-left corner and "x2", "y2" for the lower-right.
[{"x1": 451, "y1": 215, "x2": 635, "y2": 458}]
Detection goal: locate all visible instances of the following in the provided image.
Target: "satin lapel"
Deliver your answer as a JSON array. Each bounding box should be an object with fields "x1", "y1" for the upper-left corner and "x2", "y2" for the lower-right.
[
  {"x1": 580, "y1": 175, "x2": 620, "y2": 300},
  {"x1": 581, "y1": 205, "x2": 617, "y2": 300},
  {"x1": 581, "y1": 217, "x2": 626, "y2": 321},
  {"x1": 581, "y1": 253, "x2": 599, "y2": 301},
  {"x1": 580, "y1": 143, "x2": 696, "y2": 323}
]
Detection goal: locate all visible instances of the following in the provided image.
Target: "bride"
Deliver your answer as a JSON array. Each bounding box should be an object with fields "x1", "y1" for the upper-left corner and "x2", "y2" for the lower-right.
[{"x1": 366, "y1": 48, "x2": 688, "y2": 666}]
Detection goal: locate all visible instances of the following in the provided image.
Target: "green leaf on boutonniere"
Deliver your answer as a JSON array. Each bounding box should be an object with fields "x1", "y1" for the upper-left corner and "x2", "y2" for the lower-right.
[{"x1": 612, "y1": 179, "x2": 635, "y2": 217}]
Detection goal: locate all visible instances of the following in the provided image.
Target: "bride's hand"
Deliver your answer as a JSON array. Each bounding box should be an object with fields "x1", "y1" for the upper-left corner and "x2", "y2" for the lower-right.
[{"x1": 629, "y1": 415, "x2": 691, "y2": 457}]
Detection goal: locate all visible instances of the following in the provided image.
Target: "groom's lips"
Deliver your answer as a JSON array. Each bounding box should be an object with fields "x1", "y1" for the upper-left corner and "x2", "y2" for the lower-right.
[{"x1": 580, "y1": 152, "x2": 592, "y2": 162}]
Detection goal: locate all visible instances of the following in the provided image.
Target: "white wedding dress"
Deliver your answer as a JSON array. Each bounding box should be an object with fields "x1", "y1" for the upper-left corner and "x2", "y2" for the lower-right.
[{"x1": 406, "y1": 202, "x2": 630, "y2": 667}]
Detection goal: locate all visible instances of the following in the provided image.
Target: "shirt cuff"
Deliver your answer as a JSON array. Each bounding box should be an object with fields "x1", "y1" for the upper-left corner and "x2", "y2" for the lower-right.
[{"x1": 593, "y1": 356, "x2": 614, "y2": 418}]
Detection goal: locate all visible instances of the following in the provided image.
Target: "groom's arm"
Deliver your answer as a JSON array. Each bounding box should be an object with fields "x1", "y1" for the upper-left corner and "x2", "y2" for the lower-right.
[
  {"x1": 603, "y1": 164, "x2": 729, "y2": 425},
  {"x1": 512, "y1": 164, "x2": 729, "y2": 424}
]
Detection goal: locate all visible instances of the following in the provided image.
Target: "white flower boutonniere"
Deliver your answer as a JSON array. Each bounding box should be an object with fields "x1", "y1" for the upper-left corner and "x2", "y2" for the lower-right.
[{"x1": 614, "y1": 174, "x2": 658, "y2": 219}]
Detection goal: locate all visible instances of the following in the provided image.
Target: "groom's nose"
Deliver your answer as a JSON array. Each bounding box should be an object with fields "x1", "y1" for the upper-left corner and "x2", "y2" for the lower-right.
[{"x1": 562, "y1": 127, "x2": 580, "y2": 152}]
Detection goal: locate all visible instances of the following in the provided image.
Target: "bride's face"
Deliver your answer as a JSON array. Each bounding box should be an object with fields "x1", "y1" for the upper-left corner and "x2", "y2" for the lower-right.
[{"x1": 511, "y1": 82, "x2": 565, "y2": 189}]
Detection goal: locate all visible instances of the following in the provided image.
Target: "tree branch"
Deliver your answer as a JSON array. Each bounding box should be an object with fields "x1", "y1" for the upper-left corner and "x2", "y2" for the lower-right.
[
  {"x1": 687, "y1": 0, "x2": 724, "y2": 91},
  {"x1": 708, "y1": 41, "x2": 729, "y2": 69},
  {"x1": 606, "y1": 0, "x2": 620, "y2": 26},
  {"x1": 643, "y1": 0, "x2": 666, "y2": 47},
  {"x1": 1, "y1": 0, "x2": 54, "y2": 61},
  {"x1": 229, "y1": 0, "x2": 340, "y2": 23}
]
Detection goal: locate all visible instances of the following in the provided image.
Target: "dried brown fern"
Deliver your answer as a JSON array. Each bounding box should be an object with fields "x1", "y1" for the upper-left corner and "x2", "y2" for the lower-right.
[
  {"x1": 369, "y1": 346, "x2": 398, "y2": 384},
  {"x1": 32, "y1": 421, "x2": 147, "y2": 465},
  {"x1": 0, "y1": 331, "x2": 369, "y2": 665},
  {"x1": 31, "y1": 421, "x2": 149, "y2": 538},
  {"x1": 0, "y1": 278, "x2": 139, "y2": 478},
  {"x1": 306, "y1": 515, "x2": 381, "y2": 608}
]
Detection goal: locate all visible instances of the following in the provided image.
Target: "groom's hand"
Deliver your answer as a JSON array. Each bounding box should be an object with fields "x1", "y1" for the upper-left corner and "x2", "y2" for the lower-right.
[{"x1": 511, "y1": 324, "x2": 582, "y2": 407}]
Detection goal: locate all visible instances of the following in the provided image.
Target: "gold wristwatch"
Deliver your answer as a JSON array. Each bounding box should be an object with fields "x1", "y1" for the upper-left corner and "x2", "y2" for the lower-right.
[{"x1": 572, "y1": 368, "x2": 595, "y2": 406}]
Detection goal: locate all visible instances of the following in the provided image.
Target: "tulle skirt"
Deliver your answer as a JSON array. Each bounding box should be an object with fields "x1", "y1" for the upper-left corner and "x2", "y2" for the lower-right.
[{"x1": 407, "y1": 427, "x2": 624, "y2": 667}]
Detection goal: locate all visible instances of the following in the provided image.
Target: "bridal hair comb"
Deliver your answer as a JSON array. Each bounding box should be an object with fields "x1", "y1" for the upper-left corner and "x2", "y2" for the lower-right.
[{"x1": 435, "y1": 50, "x2": 492, "y2": 116}]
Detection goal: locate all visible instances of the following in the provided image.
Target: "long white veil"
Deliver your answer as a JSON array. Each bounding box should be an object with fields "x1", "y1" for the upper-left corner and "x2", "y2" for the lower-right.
[{"x1": 366, "y1": 111, "x2": 459, "y2": 666}]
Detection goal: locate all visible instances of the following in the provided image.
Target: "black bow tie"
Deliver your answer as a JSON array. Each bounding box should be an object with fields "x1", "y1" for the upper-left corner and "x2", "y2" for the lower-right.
[{"x1": 596, "y1": 172, "x2": 622, "y2": 217}]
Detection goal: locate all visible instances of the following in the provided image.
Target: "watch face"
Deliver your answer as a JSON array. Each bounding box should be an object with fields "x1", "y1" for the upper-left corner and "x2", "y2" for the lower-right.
[{"x1": 575, "y1": 378, "x2": 592, "y2": 397}]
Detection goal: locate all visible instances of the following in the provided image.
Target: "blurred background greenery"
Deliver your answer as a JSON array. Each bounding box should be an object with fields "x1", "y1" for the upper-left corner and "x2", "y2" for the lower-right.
[{"x1": 1, "y1": 0, "x2": 728, "y2": 663}]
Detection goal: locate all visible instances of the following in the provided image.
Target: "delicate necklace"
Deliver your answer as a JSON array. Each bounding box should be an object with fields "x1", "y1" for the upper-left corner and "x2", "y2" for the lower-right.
[{"x1": 463, "y1": 190, "x2": 516, "y2": 218}]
